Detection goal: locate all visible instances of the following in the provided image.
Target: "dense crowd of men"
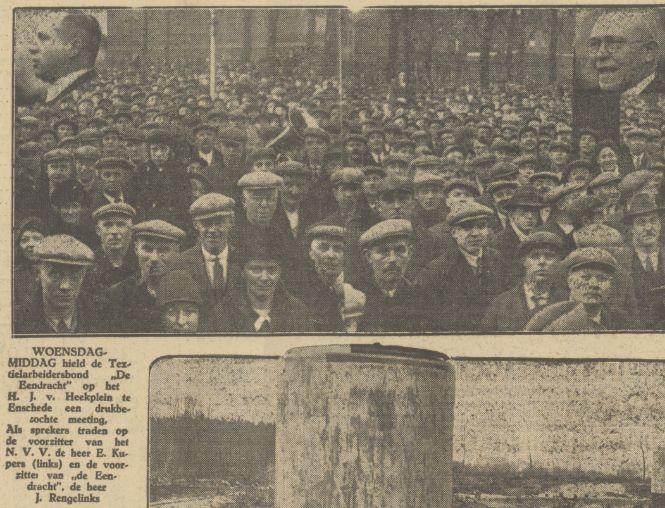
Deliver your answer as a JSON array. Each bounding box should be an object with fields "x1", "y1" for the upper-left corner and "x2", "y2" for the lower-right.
[{"x1": 13, "y1": 12, "x2": 665, "y2": 334}]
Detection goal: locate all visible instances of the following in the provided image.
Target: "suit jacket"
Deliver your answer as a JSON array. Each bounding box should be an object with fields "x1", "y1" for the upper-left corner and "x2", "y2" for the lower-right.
[
  {"x1": 417, "y1": 246, "x2": 509, "y2": 332},
  {"x1": 490, "y1": 224, "x2": 525, "y2": 289},
  {"x1": 44, "y1": 68, "x2": 97, "y2": 106},
  {"x1": 542, "y1": 302, "x2": 628, "y2": 332},
  {"x1": 293, "y1": 267, "x2": 346, "y2": 332},
  {"x1": 85, "y1": 249, "x2": 137, "y2": 294},
  {"x1": 274, "y1": 205, "x2": 313, "y2": 294},
  {"x1": 358, "y1": 280, "x2": 434, "y2": 333},
  {"x1": 135, "y1": 161, "x2": 190, "y2": 229},
  {"x1": 481, "y1": 284, "x2": 566, "y2": 332},
  {"x1": 14, "y1": 290, "x2": 102, "y2": 335},
  {"x1": 630, "y1": 248, "x2": 665, "y2": 330},
  {"x1": 210, "y1": 284, "x2": 315, "y2": 333},
  {"x1": 201, "y1": 149, "x2": 243, "y2": 201},
  {"x1": 100, "y1": 275, "x2": 160, "y2": 334}
]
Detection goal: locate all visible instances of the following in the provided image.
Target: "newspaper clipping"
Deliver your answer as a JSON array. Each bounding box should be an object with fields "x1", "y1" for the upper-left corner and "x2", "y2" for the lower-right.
[{"x1": 4, "y1": 3, "x2": 665, "y2": 507}]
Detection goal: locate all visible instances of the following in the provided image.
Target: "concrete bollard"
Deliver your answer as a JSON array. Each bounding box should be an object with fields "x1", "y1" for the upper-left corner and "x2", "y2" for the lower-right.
[{"x1": 276, "y1": 344, "x2": 455, "y2": 508}]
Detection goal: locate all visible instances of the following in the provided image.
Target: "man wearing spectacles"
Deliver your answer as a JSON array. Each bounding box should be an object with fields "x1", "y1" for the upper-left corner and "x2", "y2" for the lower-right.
[{"x1": 588, "y1": 10, "x2": 662, "y2": 95}]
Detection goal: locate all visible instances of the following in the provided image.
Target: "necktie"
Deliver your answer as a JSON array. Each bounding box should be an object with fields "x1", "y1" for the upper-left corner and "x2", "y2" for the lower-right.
[
  {"x1": 531, "y1": 293, "x2": 548, "y2": 309},
  {"x1": 55, "y1": 320, "x2": 69, "y2": 333},
  {"x1": 212, "y1": 257, "x2": 224, "y2": 290},
  {"x1": 645, "y1": 255, "x2": 656, "y2": 273}
]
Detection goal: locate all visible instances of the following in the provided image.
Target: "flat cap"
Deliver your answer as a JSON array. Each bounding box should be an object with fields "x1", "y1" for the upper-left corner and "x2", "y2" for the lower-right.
[
  {"x1": 246, "y1": 147, "x2": 276, "y2": 165},
  {"x1": 589, "y1": 172, "x2": 621, "y2": 190},
  {"x1": 44, "y1": 148, "x2": 73, "y2": 164},
  {"x1": 189, "y1": 193, "x2": 236, "y2": 220},
  {"x1": 218, "y1": 127, "x2": 247, "y2": 144},
  {"x1": 443, "y1": 178, "x2": 479, "y2": 195},
  {"x1": 92, "y1": 202, "x2": 137, "y2": 221},
  {"x1": 193, "y1": 122, "x2": 218, "y2": 136},
  {"x1": 487, "y1": 179, "x2": 519, "y2": 194},
  {"x1": 573, "y1": 224, "x2": 624, "y2": 248},
  {"x1": 624, "y1": 192, "x2": 663, "y2": 221},
  {"x1": 73, "y1": 145, "x2": 100, "y2": 161},
  {"x1": 413, "y1": 171, "x2": 445, "y2": 187},
  {"x1": 562, "y1": 247, "x2": 617, "y2": 273},
  {"x1": 383, "y1": 154, "x2": 409, "y2": 167},
  {"x1": 77, "y1": 127, "x2": 102, "y2": 142},
  {"x1": 489, "y1": 161, "x2": 519, "y2": 181},
  {"x1": 504, "y1": 185, "x2": 543, "y2": 210},
  {"x1": 17, "y1": 141, "x2": 44, "y2": 158},
  {"x1": 330, "y1": 167, "x2": 365, "y2": 187},
  {"x1": 359, "y1": 219, "x2": 413, "y2": 248},
  {"x1": 529, "y1": 171, "x2": 561, "y2": 184},
  {"x1": 33, "y1": 234, "x2": 94, "y2": 266},
  {"x1": 156, "y1": 270, "x2": 203, "y2": 307},
  {"x1": 274, "y1": 161, "x2": 310, "y2": 179},
  {"x1": 513, "y1": 154, "x2": 538, "y2": 166},
  {"x1": 376, "y1": 175, "x2": 413, "y2": 196},
  {"x1": 619, "y1": 170, "x2": 658, "y2": 198},
  {"x1": 132, "y1": 220, "x2": 185, "y2": 242},
  {"x1": 145, "y1": 128, "x2": 175, "y2": 147},
  {"x1": 625, "y1": 128, "x2": 648, "y2": 138},
  {"x1": 548, "y1": 140, "x2": 571, "y2": 152},
  {"x1": 344, "y1": 133, "x2": 367, "y2": 145},
  {"x1": 94, "y1": 157, "x2": 134, "y2": 172},
  {"x1": 305, "y1": 224, "x2": 346, "y2": 244},
  {"x1": 518, "y1": 231, "x2": 564, "y2": 256},
  {"x1": 410, "y1": 155, "x2": 442, "y2": 170},
  {"x1": 19, "y1": 115, "x2": 40, "y2": 126},
  {"x1": 446, "y1": 201, "x2": 494, "y2": 226},
  {"x1": 544, "y1": 182, "x2": 586, "y2": 204},
  {"x1": 237, "y1": 170, "x2": 284, "y2": 189},
  {"x1": 362, "y1": 165, "x2": 386, "y2": 177}
]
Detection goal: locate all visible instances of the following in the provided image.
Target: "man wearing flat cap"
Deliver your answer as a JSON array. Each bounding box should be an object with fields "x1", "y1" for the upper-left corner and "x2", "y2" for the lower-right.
[
  {"x1": 44, "y1": 148, "x2": 75, "y2": 197},
  {"x1": 526, "y1": 247, "x2": 627, "y2": 331},
  {"x1": 542, "y1": 182, "x2": 587, "y2": 255},
  {"x1": 357, "y1": 219, "x2": 433, "y2": 333},
  {"x1": 192, "y1": 122, "x2": 222, "y2": 172},
  {"x1": 413, "y1": 171, "x2": 447, "y2": 229},
  {"x1": 418, "y1": 201, "x2": 509, "y2": 331},
  {"x1": 482, "y1": 231, "x2": 566, "y2": 331},
  {"x1": 15, "y1": 234, "x2": 99, "y2": 334},
  {"x1": 214, "y1": 126, "x2": 247, "y2": 199},
  {"x1": 86, "y1": 202, "x2": 138, "y2": 293},
  {"x1": 169, "y1": 193, "x2": 239, "y2": 318},
  {"x1": 155, "y1": 270, "x2": 205, "y2": 334},
  {"x1": 294, "y1": 225, "x2": 366, "y2": 332},
  {"x1": 102, "y1": 219, "x2": 185, "y2": 333},
  {"x1": 73, "y1": 145, "x2": 99, "y2": 197},
  {"x1": 625, "y1": 128, "x2": 655, "y2": 172},
  {"x1": 90, "y1": 152, "x2": 139, "y2": 212}
]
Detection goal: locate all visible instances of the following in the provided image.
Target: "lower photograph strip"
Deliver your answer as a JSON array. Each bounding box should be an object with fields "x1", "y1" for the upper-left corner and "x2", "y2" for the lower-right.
[{"x1": 148, "y1": 345, "x2": 664, "y2": 507}]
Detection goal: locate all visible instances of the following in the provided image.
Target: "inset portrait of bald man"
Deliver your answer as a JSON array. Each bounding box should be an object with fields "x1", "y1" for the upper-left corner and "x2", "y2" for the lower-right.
[
  {"x1": 29, "y1": 10, "x2": 101, "y2": 104},
  {"x1": 588, "y1": 9, "x2": 663, "y2": 94}
]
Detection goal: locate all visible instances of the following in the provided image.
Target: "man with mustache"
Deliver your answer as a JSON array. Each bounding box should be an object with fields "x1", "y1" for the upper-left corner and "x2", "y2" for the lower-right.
[
  {"x1": 418, "y1": 201, "x2": 509, "y2": 331},
  {"x1": 482, "y1": 231, "x2": 566, "y2": 331},
  {"x1": 15, "y1": 234, "x2": 97, "y2": 334},
  {"x1": 86, "y1": 203, "x2": 137, "y2": 293},
  {"x1": 626, "y1": 193, "x2": 665, "y2": 329},
  {"x1": 589, "y1": 10, "x2": 663, "y2": 95},
  {"x1": 103, "y1": 219, "x2": 185, "y2": 333},
  {"x1": 169, "y1": 193, "x2": 239, "y2": 321},
  {"x1": 357, "y1": 219, "x2": 433, "y2": 333}
]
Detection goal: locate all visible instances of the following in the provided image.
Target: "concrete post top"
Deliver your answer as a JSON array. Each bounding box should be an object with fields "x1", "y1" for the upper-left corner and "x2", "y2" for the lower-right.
[{"x1": 283, "y1": 343, "x2": 451, "y2": 367}]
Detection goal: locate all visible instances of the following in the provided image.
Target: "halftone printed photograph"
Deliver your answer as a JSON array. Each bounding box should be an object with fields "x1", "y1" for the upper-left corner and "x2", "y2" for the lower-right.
[
  {"x1": 12, "y1": 7, "x2": 665, "y2": 336},
  {"x1": 148, "y1": 349, "x2": 665, "y2": 507}
]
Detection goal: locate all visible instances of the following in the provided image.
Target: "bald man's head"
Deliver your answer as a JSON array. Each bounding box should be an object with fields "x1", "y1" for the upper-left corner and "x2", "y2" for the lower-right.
[
  {"x1": 30, "y1": 11, "x2": 101, "y2": 83},
  {"x1": 589, "y1": 10, "x2": 658, "y2": 92}
]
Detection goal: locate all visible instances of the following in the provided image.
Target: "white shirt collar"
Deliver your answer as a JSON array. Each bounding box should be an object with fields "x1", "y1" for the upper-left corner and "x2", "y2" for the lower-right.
[
  {"x1": 523, "y1": 284, "x2": 550, "y2": 311},
  {"x1": 45, "y1": 68, "x2": 91, "y2": 103},
  {"x1": 202, "y1": 244, "x2": 228, "y2": 283},
  {"x1": 103, "y1": 191, "x2": 124, "y2": 203},
  {"x1": 253, "y1": 311, "x2": 271, "y2": 331},
  {"x1": 623, "y1": 72, "x2": 656, "y2": 97},
  {"x1": 635, "y1": 247, "x2": 659, "y2": 271},
  {"x1": 285, "y1": 209, "x2": 299, "y2": 233},
  {"x1": 460, "y1": 248, "x2": 482, "y2": 268},
  {"x1": 199, "y1": 150, "x2": 213, "y2": 165},
  {"x1": 558, "y1": 222, "x2": 575, "y2": 235},
  {"x1": 510, "y1": 220, "x2": 529, "y2": 242}
]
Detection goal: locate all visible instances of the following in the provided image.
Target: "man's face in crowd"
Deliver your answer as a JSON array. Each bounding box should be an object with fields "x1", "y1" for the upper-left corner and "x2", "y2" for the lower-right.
[
  {"x1": 39, "y1": 133, "x2": 56, "y2": 150},
  {"x1": 452, "y1": 218, "x2": 490, "y2": 255},
  {"x1": 519, "y1": 131, "x2": 538, "y2": 152},
  {"x1": 368, "y1": 133, "x2": 384, "y2": 153},
  {"x1": 188, "y1": 177, "x2": 208, "y2": 203},
  {"x1": 523, "y1": 247, "x2": 559, "y2": 284},
  {"x1": 345, "y1": 140, "x2": 366, "y2": 163},
  {"x1": 194, "y1": 214, "x2": 233, "y2": 255},
  {"x1": 366, "y1": 238, "x2": 412, "y2": 288},
  {"x1": 509, "y1": 206, "x2": 539, "y2": 234},
  {"x1": 532, "y1": 177, "x2": 556, "y2": 196},
  {"x1": 149, "y1": 143, "x2": 170, "y2": 165},
  {"x1": 567, "y1": 266, "x2": 613, "y2": 305},
  {"x1": 333, "y1": 183, "x2": 362, "y2": 214},
  {"x1": 75, "y1": 159, "x2": 96, "y2": 188},
  {"x1": 415, "y1": 183, "x2": 445, "y2": 212},
  {"x1": 96, "y1": 214, "x2": 133, "y2": 253},
  {"x1": 99, "y1": 166, "x2": 128, "y2": 194},
  {"x1": 47, "y1": 161, "x2": 74, "y2": 185},
  {"x1": 125, "y1": 140, "x2": 146, "y2": 162},
  {"x1": 135, "y1": 237, "x2": 179, "y2": 284},
  {"x1": 598, "y1": 146, "x2": 619, "y2": 172},
  {"x1": 244, "y1": 259, "x2": 281, "y2": 303},
  {"x1": 626, "y1": 135, "x2": 646, "y2": 155},
  {"x1": 377, "y1": 190, "x2": 414, "y2": 220},
  {"x1": 162, "y1": 302, "x2": 200, "y2": 333},
  {"x1": 517, "y1": 163, "x2": 536, "y2": 183},
  {"x1": 632, "y1": 212, "x2": 662, "y2": 248},
  {"x1": 568, "y1": 167, "x2": 592, "y2": 184},
  {"x1": 309, "y1": 237, "x2": 344, "y2": 285},
  {"x1": 589, "y1": 12, "x2": 657, "y2": 92},
  {"x1": 30, "y1": 18, "x2": 74, "y2": 83},
  {"x1": 56, "y1": 123, "x2": 74, "y2": 141},
  {"x1": 195, "y1": 129, "x2": 215, "y2": 153},
  {"x1": 641, "y1": 174, "x2": 662, "y2": 198},
  {"x1": 446, "y1": 188, "x2": 474, "y2": 209},
  {"x1": 548, "y1": 148, "x2": 568, "y2": 166},
  {"x1": 579, "y1": 134, "x2": 598, "y2": 156},
  {"x1": 594, "y1": 183, "x2": 620, "y2": 204},
  {"x1": 56, "y1": 200, "x2": 84, "y2": 225},
  {"x1": 38, "y1": 262, "x2": 88, "y2": 311},
  {"x1": 220, "y1": 141, "x2": 243, "y2": 166},
  {"x1": 252, "y1": 158, "x2": 275, "y2": 173},
  {"x1": 305, "y1": 136, "x2": 328, "y2": 164},
  {"x1": 20, "y1": 229, "x2": 44, "y2": 261},
  {"x1": 243, "y1": 188, "x2": 278, "y2": 227},
  {"x1": 445, "y1": 150, "x2": 465, "y2": 167},
  {"x1": 492, "y1": 187, "x2": 516, "y2": 210},
  {"x1": 280, "y1": 176, "x2": 308, "y2": 211}
]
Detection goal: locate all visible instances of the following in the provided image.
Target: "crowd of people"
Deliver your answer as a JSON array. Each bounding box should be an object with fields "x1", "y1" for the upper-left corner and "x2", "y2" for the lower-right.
[{"x1": 13, "y1": 27, "x2": 665, "y2": 334}]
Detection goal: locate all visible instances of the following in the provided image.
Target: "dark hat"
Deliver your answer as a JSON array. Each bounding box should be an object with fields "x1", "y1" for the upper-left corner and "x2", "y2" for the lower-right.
[
  {"x1": 383, "y1": 154, "x2": 409, "y2": 167},
  {"x1": 330, "y1": 167, "x2": 364, "y2": 187},
  {"x1": 625, "y1": 128, "x2": 648, "y2": 139},
  {"x1": 503, "y1": 185, "x2": 543, "y2": 210},
  {"x1": 218, "y1": 126, "x2": 247, "y2": 145},
  {"x1": 564, "y1": 159, "x2": 594, "y2": 178},
  {"x1": 548, "y1": 140, "x2": 571, "y2": 152},
  {"x1": 146, "y1": 128, "x2": 175, "y2": 147},
  {"x1": 413, "y1": 171, "x2": 445, "y2": 188},
  {"x1": 189, "y1": 193, "x2": 235, "y2": 220},
  {"x1": 92, "y1": 202, "x2": 137, "y2": 222},
  {"x1": 33, "y1": 234, "x2": 94, "y2": 267},
  {"x1": 359, "y1": 219, "x2": 413, "y2": 249},
  {"x1": 246, "y1": 147, "x2": 276, "y2": 166},
  {"x1": 544, "y1": 182, "x2": 585, "y2": 205},
  {"x1": 624, "y1": 193, "x2": 663, "y2": 222},
  {"x1": 94, "y1": 156, "x2": 134, "y2": 173},
  {"x1": 305, "y1": 224, "x2": 346, "y2": 244},
  {"x1": 518, "y1": 231, "x2": 564, "y2": 256},
  {"x1": 443, "y1": 178, "x2": 479, "y2": 196},
  {"x1": 487, "y1": 179, "x2": 519, "y2": 194},
  {"x1": 50, "y1": 181, "x2": 84, "y2": 207},
  {"x1": 156, "y1": 270, "x2": 203, "y2": 307},
  {"x1": 275, "y1": 161, "x2": 310, "y2": 179},
  {"x1": 54, "y1": 118, "x2": 78, "y2": 132},
  {"x1": 489, "y1": 161, "x2": 519, "y2": 182},
  {"x1": 562, "y1": 247, "x2": 617, "y2": 274},
  {"x1": 529, "y1": 171, "x2": 561, "y2": 185},
  {"x1": 345, "y1": 133, "x2": 367, "y2": 145},
  {"x1": 469, "y1": 154, "x2": 497, "y2": 170},
  {"x1": 187, "y1": 165, "x2": 212, "y2": 187},
  {"x1": 237, "y1": 171, "x2": 283, "y2": 189},
  {"x1": 73, "y1": 145, "x2": 100, "y2": 161},
  {"x1": 513, "y1": 154, "x2": 538, "y2": 167},
  {"x1": 362, "y1": 165, "x2": 386, "y2": 178},
  {"x1": 446, "y1": 201, "x2": 494, "y2": 226},
  {"x1": 193, "y1": 122, "x2": 218, "y2": 136},
  {"x1": 17, "y1": 141, "x2": 44, "y2": 158},
  {"x1": 588, "y1": 172, "x2": 621, "y2": 190},
  {"x1": 132, "y1": 220, "x2": 186, "y2": 243},
  {"x1": 44, "y1": 148, "x2": 74, "y2": 164},
  {"x1": 376, "y1": 175, "x2": 413, "y2": 196}
]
